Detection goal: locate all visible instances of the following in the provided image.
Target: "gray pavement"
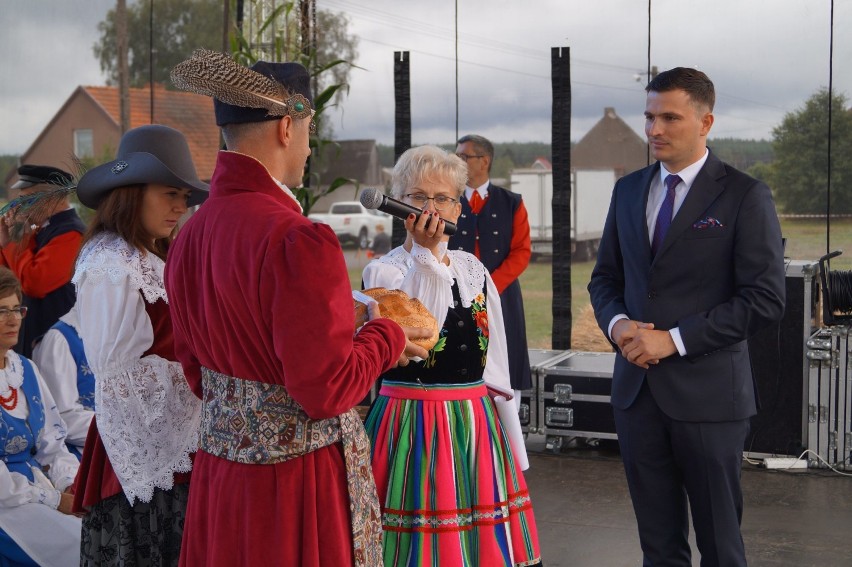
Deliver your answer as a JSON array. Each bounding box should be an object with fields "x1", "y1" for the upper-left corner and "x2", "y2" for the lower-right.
[
  {"x1": 525, "y1": 445, "x2": 852, "y2": 566},
  {"x1": 342, "y1": 241, "x2": 852, "y2": 566}
]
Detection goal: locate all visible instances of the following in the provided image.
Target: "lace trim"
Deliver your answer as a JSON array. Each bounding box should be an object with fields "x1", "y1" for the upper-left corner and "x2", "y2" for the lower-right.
[
  {"x1": 94, "y1": 357, "x2": 201, "y2": 505},
  {"x1": 72, "y1": 232, "x2": 168, "y2": 305},
  {"x1": 445, "y1": 251, "x2": 487, "y2": 307},
  {"x1": 377, "y1": 247, "x2": 486, "y2": 307},
  {"x1": 0, "y1": 351, "x2": 24, "y2": 392}
]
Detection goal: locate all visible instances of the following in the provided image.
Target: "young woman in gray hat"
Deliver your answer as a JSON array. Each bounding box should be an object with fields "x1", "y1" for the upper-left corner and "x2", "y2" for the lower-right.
[{"x1": 69, "y1": 124, "x2": 209, "y2": 566}]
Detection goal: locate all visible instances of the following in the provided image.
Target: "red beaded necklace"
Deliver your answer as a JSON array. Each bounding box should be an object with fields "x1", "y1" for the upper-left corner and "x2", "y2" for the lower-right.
[{"x1": 0, "y1": 387, "x2": 17, "y2": 411}]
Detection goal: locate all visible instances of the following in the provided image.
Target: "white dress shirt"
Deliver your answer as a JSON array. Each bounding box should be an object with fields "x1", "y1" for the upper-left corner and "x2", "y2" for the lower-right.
[{"x1": 608, "y1": 150, "x2": 710, "y2": 356}]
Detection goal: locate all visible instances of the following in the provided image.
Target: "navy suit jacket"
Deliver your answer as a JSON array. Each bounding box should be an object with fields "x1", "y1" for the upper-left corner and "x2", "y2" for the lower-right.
[{"x1": 588, "y1": 151, "x2": 786, "y2": 422}]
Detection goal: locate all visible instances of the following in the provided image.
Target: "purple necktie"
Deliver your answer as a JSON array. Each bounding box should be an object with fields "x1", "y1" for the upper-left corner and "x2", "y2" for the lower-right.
[{"x1": 651, "y1": 174, "x2": 682, "y2": 256}]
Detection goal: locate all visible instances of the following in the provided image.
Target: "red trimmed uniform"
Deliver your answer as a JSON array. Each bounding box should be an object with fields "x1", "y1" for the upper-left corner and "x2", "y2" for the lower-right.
[
  {"x1": 0, "y1": 208, "x2": 85, "y2": 357},
  {"x1": 165, "y1": 151, "x2": 406, "y2": 567},
  {"x1": 449, "y1": 185, "x2": 533, "y2": 390}
]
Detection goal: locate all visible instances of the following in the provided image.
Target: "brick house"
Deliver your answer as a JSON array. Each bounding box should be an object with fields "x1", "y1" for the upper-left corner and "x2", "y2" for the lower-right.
[{"x1": 5, "y1": 84, "x2": 218, "y2": 197}]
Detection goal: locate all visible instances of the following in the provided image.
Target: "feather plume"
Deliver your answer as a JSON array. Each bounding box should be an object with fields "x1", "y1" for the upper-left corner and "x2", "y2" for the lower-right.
[
  {"x1": 171, "y1": 49, "x2": 290, "y2": 116},
  {"x1": 1, "y1": 185, "x2": 77, "y2": 243}
]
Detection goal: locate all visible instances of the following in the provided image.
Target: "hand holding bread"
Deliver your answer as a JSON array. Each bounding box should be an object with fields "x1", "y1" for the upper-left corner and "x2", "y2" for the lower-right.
[{"x1": 354, "y1": 287, "x2": 440, "y2": 352}]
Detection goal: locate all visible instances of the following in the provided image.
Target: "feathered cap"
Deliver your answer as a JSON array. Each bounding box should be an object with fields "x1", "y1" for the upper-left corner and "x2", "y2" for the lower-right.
[
  {"x1": 11, "y1": 165, "x2": 73, "y2": 191},
  {"x1": 1, "y1": 165, "x2": 77, "y2": 243},
  {"x1": 170, "y1": 49, "x2": 313, "y2": 127},
  {"x1": 76, "y1": 125, "x2": 209, "y2": 209}
]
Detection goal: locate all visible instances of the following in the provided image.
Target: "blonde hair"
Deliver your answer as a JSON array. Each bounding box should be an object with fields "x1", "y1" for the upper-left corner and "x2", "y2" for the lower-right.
[{"x1": 390, "y1": 145, "x2": 468, "y2": 200}]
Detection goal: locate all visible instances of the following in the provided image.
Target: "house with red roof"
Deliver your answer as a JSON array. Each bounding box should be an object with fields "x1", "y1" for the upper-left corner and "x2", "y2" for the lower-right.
[{"x1": 5, "y1": 84, "x2": 218, "y2": 196}]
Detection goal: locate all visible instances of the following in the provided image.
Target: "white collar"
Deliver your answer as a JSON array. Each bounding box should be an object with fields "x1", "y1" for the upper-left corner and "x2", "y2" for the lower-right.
[
  {"x1": 464, "y1": 179, "x2": 490, "y2": 201},
  {"x1": 660, "y1": 149, "x2": 709, "y2": 189},
  {"x1": 272, "y1": 177, "x2": 304, "y2": 213},
  {"x1": 0, "y1": 350, "x2": 24, "y2": 392}
]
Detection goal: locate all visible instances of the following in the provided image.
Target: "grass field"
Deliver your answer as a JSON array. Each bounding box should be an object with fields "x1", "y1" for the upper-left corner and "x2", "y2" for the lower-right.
[{"x1": 349, "y1": 218, "x2": 852, "y2": 349}]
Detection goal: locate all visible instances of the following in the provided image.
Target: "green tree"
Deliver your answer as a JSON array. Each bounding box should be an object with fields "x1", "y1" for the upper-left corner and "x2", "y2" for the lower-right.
[
  {"x1": 94, "y1": 1, "x2": 357, "y2": 100},
  {"x1": 768, "y1": 89, "x2": 852, "y2": 214},
  {"x1": 94, "y1": 0, "x2": 222, "y2": 87},
  {"x1": 230, "y1": 1, "x2": 358, "y2": 214}
]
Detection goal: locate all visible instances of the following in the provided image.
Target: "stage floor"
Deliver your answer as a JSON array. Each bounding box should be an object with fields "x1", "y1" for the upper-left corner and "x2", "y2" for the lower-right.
[{"x1": 526, "y1": 444, "x2": 852, "y2": 566}]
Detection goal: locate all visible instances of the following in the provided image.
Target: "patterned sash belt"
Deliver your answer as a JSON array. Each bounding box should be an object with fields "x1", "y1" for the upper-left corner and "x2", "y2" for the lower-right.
[{"x1": 200, "y1": 367, "x2": 382, "y2": 567}]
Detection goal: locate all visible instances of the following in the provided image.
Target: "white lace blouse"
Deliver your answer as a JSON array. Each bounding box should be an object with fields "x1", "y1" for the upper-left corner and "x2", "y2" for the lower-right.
[
  {"x1": 0, "y1": 350, "x2": 79, "y2": 509},
  {"x1": 72, "y1": 232, "x2": 201, "y2": 504},
  {"x1": 362, "y1": 243, "x2": 530, "y2": 469},
  {"x1": 362, "y1": 242, "x2": 513, "y2": 397}
]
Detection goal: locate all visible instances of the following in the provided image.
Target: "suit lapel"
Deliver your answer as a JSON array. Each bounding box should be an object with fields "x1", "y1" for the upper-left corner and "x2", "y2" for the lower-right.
[
  {"x1": 654, "y1": 153, "x2": 726, "y2": 259},
  {"x1": 631, "y1": 164, "x2": 658, "y2": 259}
]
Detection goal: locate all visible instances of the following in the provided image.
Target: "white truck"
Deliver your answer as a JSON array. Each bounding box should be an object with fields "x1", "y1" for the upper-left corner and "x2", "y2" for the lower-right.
[
  {"x1": 510, "y1": 168, "x2": 616, "y2": 261},
  {"x1": 308, "y1": 201, "x2": 393, "y2": 249}
]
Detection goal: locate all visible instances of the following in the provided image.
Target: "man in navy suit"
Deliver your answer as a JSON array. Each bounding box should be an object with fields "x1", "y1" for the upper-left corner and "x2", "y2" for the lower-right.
[{"x1": 588, "y1": 67, "x2": 785, "y2": 566}]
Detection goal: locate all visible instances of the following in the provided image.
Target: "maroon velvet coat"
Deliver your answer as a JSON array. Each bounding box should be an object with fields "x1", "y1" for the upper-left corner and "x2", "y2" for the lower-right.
[{"x1": 165, "y1": 151, "x2": 405, "y2": 567}]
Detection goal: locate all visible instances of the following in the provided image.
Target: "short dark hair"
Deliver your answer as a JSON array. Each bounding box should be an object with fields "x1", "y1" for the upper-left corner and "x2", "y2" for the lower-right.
[
  {"x1": 646, "y1": 67, "x2": 715, "y2": 112},
  {"x1": 0, "y1": 267, "x2": 22, "y2": 303},
  {"x1": 221, "y1": 120, "x2": 276, "y2": 150},
  {"x1": 457, "y1": 134, "x2": 494, "y2": 172}
]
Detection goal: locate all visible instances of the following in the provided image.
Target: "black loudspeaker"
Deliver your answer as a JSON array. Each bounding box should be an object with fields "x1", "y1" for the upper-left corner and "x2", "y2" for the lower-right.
[{"x1": 746, "y1": 261, "x2": 817, "y2": 456}]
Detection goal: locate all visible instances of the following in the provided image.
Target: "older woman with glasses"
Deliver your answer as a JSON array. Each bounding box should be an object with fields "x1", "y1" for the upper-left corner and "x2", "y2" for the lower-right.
[
  {"x1": 361, "y1": 145, "x2": 542, "y2": 567},
  {"x1": 0, "y1": 266, "x2": 81, "y2": 567}
]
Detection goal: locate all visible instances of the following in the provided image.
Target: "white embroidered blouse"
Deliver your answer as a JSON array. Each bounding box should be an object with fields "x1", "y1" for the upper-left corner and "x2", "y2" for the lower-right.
[
  {"x1": 72, "y1": 232, "x2": 201, "y2": 504},
  {"x1": 32, "y1": 306, "x2": 94, "y2": 449},
  {"x1": 362, "y1": 242, "x2": 513, "y2": 397},
  {"x1": 362, "y1": 242, "x2": 529, "y2": 468}
]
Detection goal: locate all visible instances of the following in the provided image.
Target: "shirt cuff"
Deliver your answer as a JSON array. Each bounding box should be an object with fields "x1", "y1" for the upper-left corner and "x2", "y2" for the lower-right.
[
  {"x1": 669, "y1": 327, "x2": 687, "y2": 356},
  {"x1": 607, "y1": 314, "x2": 629, "y2": 342},
  {"x1": 36, "y1": 486, "x2": 61, "y2": 509}
]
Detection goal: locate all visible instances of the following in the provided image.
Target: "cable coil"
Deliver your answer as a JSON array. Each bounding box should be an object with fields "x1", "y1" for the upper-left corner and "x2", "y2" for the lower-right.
[{"x1": 827, "y1": 270, "x2": 852, "y2": 315}]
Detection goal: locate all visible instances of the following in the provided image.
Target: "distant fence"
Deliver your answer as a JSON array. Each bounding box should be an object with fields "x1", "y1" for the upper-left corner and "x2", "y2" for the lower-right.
[{"x1": 778, "y1": 214, "x2": 852, "y2": 220}]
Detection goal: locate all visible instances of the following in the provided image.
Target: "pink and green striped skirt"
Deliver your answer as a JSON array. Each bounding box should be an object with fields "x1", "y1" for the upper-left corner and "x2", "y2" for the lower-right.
[{"x1": 364, "y1": 379, "x2": 542, "y2": 567}]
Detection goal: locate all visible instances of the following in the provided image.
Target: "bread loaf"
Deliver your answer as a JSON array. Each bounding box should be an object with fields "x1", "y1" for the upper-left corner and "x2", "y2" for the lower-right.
[{"x1": 354, "y1": 287, "x2": 440, "y2": 350}]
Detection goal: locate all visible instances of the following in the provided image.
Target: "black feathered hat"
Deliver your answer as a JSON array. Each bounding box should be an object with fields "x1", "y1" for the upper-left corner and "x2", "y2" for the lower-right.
[
  {"x1": 214, "y1": 61, "x2": 313, "y2": 126},
  {"x1": 11, "y1": 165, "x2": 73, "y2": 191}
]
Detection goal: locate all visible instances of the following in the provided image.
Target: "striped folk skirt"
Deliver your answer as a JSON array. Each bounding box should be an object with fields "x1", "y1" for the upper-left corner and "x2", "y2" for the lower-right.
[{"x1": 365, "y1": 380, "x2": 542, "y2": 567}]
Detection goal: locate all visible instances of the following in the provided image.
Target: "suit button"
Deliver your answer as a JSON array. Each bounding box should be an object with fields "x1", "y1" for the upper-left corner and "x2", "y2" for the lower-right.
[
  {"x1": 475, "y1": 236, "x2": 480, "y2": 240},
  {"x1": 459, "y1": 344, "x2": 468, "y2": 352},
  {"x1": 459, "y1": 247, "x2": 465, "y2": 251},
  {"x1": 493, "y1": 231, "x2": 499, "y2": 235},
  {"x1": 491, "y1": 213, "x2": 497, "y2": 218},
  {"x1": 460, "y1": 368, "x2": 468, "y2": 376},
  {"x1": 457, "y1": 320, "x2": 465, "y2": 328},
  {"x1": 461, "y1": 230, "x2": 468, "y2": 235},
  {"x1": 648, "y1": 291, "x2": 656, "y2": 299},
  {"x1": 493, "y1": 249, "x2": 499, "y2": 254},
  {"x1": 461, "y1": 214, "x2": 467, "y2": 218}
]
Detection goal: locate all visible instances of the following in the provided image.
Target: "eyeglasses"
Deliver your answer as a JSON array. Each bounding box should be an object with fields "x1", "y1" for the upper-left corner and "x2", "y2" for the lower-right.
[
  {"x1": 455, "y1": 153, "x2": 485, "y2": 162},
  {"x1": 0, "y1": 307, "x2": 27, "y2": 321},
  {"x1": 404, "y1": 193, "x2": 458, "y2": 212}
]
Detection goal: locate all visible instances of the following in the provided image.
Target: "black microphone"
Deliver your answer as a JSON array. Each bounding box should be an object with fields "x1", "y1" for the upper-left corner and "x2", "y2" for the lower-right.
[{"x1": 360, "y1": 188, "x2": 457, "y2": 236}]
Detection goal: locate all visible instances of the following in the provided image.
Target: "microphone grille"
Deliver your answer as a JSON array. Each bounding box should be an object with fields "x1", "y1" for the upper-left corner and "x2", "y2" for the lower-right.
[{"x1": 360, "y1": 187, "x2": 383, "y2": 210}]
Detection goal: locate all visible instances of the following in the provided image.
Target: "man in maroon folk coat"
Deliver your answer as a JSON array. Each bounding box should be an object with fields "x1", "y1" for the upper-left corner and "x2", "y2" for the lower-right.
[{"x1": 166, "y1": 57, "x2": 428, "y2": 567}]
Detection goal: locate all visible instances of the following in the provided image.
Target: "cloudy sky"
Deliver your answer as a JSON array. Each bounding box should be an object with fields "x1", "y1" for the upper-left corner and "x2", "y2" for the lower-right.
[{"x1": 1, "y1": 0, "x2": 850, "y2": 156}]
